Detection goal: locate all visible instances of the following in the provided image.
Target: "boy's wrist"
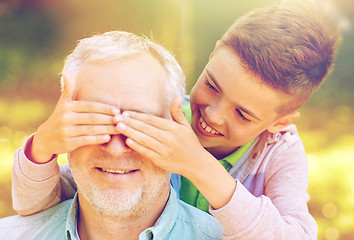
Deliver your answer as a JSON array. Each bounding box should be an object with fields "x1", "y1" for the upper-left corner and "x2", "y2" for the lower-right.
[
  {"x1": 26, "y1": 134, "x2": 55, "y2": 164},
  {"x1": 185, "y1": 151, "x2": 217, "y2": 188},
  {"x1": 186, "y1": 152, "x2": 237, "y2": 210},
  {"x1": 183, "y1": 150, "x2": 213, "y2": 184}
]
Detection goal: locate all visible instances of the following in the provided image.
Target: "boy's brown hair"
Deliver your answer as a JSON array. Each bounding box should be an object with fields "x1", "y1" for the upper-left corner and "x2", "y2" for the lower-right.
[{"x1": 220, "y1": 5, "x2": 342, "y2": 115}]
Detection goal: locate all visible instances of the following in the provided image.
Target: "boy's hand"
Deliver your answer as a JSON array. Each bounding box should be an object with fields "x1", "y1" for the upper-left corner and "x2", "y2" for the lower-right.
[
  {"x1": 27, "y1": 73, "x2": 120, "y2": 164},
  {"x1": 115, "y1": 96, "x2": 237, "y2": 209},
  {"x1": 115, "y1": 96, "x2": 209, "y2": 176}
]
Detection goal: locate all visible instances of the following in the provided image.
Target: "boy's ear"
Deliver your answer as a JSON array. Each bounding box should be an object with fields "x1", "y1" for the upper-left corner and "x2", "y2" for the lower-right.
[
  {"x1": 267, "y1": 112, "x2": 300, "y2": 133},
  {"x1": 209, "y1": 40, "x2": 222, "y2": 60}
]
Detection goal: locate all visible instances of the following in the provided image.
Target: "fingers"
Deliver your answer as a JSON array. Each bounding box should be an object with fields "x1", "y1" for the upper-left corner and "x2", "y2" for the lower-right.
[
  {"x1": 119, "y1": 111, "x2": 175, "y2": 131},
  {"x1": 116, "y1": 121, "x2": 164, "y2": 150},
  {"x1": 59, "y1": 101, "x2": 120, "y2": 125},
  {"x1": 59, "y1": 72, "x2": 76, "y2": 102},
  {"x1": 116, "y1": 115, "x2": 172, "y2": 143},
  {"x1": 66, "y1": 112, "x2": 116, "y2": 125},
  {"x1": 64, "y1": 125, "x2": 119, "y2": 137},
  {"x1": 70, "y1": 101, "x2": 120, "y2": 116},
  {"x1": 125, "y1": 138, "x2": 161, "y2": 163},
  {"x1": 120, "y1": 96, "x2": 190, "y2": 131},
  {"x1": 170, "y1": 96, "x2": 189, "y2": 125},
  {"x1": 67, "y1": 134, "x2": 112, "y2": 150}
]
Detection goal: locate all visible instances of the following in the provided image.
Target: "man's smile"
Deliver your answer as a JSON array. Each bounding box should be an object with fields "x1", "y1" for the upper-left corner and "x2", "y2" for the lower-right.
[
  {"x1": 93, "y1": 165, "x2": 142, "y2": 183},
  {"x1": 97, "y1": 167, "x2": 139, "y2": 174}
]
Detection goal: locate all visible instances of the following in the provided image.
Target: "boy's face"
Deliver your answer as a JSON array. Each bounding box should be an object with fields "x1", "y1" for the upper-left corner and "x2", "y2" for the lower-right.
[{"x1": 190, "y1": 47, "x2": 290, "y2": 158}]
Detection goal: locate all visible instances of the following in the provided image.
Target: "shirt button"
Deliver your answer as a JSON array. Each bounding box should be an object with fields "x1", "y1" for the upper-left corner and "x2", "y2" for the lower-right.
[{"x1": 146, "y1": 230, "x2": 153, "y2": 239}]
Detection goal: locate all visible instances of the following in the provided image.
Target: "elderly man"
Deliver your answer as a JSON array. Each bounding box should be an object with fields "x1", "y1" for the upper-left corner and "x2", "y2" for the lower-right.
[{"x1": 0, "y1": 31, "x2": 222, "y2": 240}]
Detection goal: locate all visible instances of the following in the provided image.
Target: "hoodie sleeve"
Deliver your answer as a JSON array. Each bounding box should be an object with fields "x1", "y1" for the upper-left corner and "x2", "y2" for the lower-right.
[
  {"x1": 210, "y1": 136, "x2": 317, "y2": 240},
  {"x1": 12, "y1": 134, "x2": 76, "y2": 216}
]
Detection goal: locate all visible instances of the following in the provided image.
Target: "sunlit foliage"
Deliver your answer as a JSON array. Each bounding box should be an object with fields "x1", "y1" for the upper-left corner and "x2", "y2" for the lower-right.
[{"x1": 0, "y1": 0, "x2": 353, "y2": 239}]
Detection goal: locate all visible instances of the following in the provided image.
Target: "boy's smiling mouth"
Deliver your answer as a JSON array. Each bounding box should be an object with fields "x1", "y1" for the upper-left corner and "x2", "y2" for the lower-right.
[
  {"x1": 198, "y1": 113, "x2": 223, "y2": 137},
  {"x1": 200, "y1": 117, "x2": 220, "y2": 135}
]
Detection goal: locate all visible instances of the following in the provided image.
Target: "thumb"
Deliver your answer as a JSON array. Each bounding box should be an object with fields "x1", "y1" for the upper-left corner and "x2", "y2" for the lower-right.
[
  {"x1": 59, "y1": 72, "x2": 76, "y2": 102},
  {"x1": 170, "y1": 96, "x2": 189, "y2": 126}
]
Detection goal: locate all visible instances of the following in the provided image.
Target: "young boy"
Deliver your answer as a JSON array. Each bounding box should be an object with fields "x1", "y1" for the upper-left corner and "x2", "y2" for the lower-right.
[{"x1": 12, "y1": 5, "x2": 341, "y2": 240}]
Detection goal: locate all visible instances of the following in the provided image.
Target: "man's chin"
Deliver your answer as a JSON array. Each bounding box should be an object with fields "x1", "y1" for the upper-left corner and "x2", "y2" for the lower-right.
[{"x1": 90, "y1": 188, "x2": 146, "y2": 219}]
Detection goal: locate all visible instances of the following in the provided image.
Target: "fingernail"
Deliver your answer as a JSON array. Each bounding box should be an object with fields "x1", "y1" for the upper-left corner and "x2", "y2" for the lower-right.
[
  {"x1": 122, "y1": 111, "x2": 130, "y2": 117},
  {"x1": 112, "y1": 109, "x2": 120, "y2": 115},
  {"x1": 117, "y1": 122, "x2": 126, "y2": 130},
  {"x1": 115, "y1": 115, "x2": 123, "y2": 122}
]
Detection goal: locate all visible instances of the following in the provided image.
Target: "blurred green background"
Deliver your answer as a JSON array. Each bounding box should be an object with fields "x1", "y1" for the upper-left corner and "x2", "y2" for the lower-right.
[{"x1": 0, "y1": 0, "x2": 353, "y2": 239}]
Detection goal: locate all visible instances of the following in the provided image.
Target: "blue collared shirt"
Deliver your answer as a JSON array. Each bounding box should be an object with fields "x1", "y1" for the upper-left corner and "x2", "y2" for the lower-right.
[{"x1": 0, "y1": 187, "x2": 222, "y2": 240}]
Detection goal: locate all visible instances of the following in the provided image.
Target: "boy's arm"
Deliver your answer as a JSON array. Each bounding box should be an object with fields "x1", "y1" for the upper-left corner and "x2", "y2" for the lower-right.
[
  {"x1": 12, "y1": 134, "x2": 76, "y2": 216},
  {"x1": 210, "y1": 139, "x2": 318, "y2": 240}
]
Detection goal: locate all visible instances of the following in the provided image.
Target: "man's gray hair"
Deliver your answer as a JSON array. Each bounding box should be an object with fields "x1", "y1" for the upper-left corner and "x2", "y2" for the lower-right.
[{"x1": 62, "y1": 31, "x2": 185, "y2": 107}]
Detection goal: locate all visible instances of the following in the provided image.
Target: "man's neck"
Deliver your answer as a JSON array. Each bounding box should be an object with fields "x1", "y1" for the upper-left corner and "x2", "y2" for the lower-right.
[{"x1": 77, "y1": 189, "x2": 170, "y2": 240}]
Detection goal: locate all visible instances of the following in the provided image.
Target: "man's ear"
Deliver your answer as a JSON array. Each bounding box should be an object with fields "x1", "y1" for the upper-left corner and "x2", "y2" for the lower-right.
[
  {"x1": 267, "y1": 112, "x2": 300, "y2": 133},
  {"x1": 209, "y1": 40, "x2": 222, "y2": 60}
]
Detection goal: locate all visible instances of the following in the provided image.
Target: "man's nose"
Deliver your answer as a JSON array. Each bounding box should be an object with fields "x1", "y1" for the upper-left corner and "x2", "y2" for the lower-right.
[
  {"x1": 100, "y1": 134, "x2": 132, "y2": 156},
  {"x1": 205, "y1": 101, "x2": 226, "y2": 126}
]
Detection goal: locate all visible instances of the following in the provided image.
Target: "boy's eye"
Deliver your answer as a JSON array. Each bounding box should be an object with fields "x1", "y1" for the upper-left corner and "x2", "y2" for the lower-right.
[
  {"x1": 236, "y1": 109, "x2": 251, "y2": 123},
  {"x1": 205, "y1": 78, "x2": 218, "y2": 92}
]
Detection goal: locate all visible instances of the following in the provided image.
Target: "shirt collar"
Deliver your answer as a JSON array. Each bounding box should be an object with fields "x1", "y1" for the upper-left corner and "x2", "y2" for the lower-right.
[
  {"x1": 223, "y1": 138, "x2": 255, "y2": 166},
  {"x1": 66, "y1": 193, "x2": 79, "y2": 240},
  {"x1": 65, "y1": 187, "x2": 179, "y2": 240},
  {"x1": 139, "y1": 186, "x2": 179, "y2": 240}
]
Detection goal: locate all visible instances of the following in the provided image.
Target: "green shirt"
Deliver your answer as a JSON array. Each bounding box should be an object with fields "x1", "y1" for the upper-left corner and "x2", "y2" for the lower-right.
[{"x1": 180, "y1": 103, "x2": 254, "y2": 212}]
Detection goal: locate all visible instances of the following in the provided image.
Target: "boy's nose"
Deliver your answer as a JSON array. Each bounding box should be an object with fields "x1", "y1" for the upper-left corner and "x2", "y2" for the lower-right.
[
  {"x1": 205, "y1": 102, "x2": 226, "y2": 126},
  {"x1": 100, "y1": 134, "x2": 132, "y2": 156}
]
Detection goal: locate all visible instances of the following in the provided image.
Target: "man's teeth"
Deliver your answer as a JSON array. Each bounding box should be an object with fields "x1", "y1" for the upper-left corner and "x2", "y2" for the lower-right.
[
  {"x1": 199, "y1": 117, "x2": 219, "y2": 135},
  {"x1": 101, "y1": 168, "x2": 131, "y2": 174}
]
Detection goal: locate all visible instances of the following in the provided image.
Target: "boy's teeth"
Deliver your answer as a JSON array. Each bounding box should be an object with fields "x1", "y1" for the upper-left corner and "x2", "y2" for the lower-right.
[
  {"x1": 199, "y1": 117, "x2": 220, "y2": 135},
  {"x1": 101, "y1": 168, "x2": 131, "y2": 174}
]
